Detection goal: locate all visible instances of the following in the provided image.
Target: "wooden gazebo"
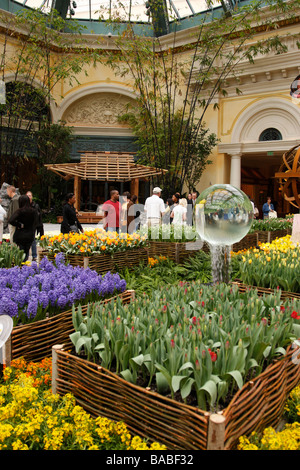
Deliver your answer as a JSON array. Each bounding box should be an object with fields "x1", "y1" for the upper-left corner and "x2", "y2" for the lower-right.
[{"x1": 45, "y1": 151, "x2": 167, "y2": 222}]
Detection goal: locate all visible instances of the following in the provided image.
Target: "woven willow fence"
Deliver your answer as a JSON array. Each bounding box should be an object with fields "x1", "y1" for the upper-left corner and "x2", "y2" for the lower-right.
[
  {"x1": 147, "y1": 230, "x2": 291, "y2": 262},
  {"x1": 52, "y1": 347, "x2": 210, "y2": 450},
  {"x1": 233, "y1": 281, "x2": 300, "y2": 300},
  {"x1": 148, "y1": 240, "x2": 203, "y2": 263},
  {"x1": 256, "y1": 228, "x2": 292, "y2": 244},
  {"x1": 4, "y1": 290, "x2": 135, "y2": 364},
  {"x1": 39, "y1": 247, "x2": 148, "y2": 274},
  {"x1": 223, "y1": 344, "x2": 300, "y2": 449},
  {"x1": 52, "y1": 342, "x2": 300, "y2": 450}
]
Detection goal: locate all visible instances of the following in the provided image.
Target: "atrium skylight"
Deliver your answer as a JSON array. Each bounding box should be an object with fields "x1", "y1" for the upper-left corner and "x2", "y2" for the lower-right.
[{"x1": 10, "y1": 0, "x2": 220, "y2": 22}]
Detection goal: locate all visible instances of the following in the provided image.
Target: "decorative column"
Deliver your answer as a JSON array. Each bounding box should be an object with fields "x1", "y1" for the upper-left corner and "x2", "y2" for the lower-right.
[{"x1": 230, "y1": 153, "x2": 242, "y2": 189}]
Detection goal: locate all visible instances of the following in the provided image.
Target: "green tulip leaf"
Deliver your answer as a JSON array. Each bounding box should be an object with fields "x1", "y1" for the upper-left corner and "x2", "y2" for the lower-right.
[
  {"x1": 199, "y1": 380, "x2": 217, "y2": 406},
  {"x1": 156, "y1": 372, "x2": 170, "y2": 394},
  {"x1": 225, "y1": 370, "x2": 243, "y2": 390}
]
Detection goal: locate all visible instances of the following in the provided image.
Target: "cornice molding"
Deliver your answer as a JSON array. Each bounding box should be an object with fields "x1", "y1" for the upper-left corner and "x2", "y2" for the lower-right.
[{"x1": 219, "y1": 139, "x2": 300, "y2": 156}]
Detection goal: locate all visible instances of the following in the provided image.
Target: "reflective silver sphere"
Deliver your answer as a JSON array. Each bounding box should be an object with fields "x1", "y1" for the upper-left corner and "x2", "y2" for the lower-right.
[{"x1": 195, "y1": 184, "x2": 253, "y2": 246}]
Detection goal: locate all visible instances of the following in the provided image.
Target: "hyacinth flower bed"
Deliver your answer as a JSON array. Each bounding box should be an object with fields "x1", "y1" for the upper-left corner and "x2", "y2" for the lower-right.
[
  {"x1": 70, "y1": 281, "x2": 300, "y2": 411},
  {"x1": 233, "y1": 235, "x2": 300, "y2": 293},
  {"x1": 0, "y1": 358, "x2": 166, "y2": 451},
  {"x1": 39, "y1": 229, "x2": 148, "y2": 255},
  {"x1": 0, "y1": 253, "x2": 126, "y2": 326}
]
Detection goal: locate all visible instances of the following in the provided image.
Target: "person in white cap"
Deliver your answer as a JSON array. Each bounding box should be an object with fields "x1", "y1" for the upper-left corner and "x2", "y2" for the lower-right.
[{"x1": 144, "y1": 187, "x2": 166, "y2": 227}]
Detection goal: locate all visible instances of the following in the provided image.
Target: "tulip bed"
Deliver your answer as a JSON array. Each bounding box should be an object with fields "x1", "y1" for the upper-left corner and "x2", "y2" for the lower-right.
[
  {"x1": 70, "y1": 281, "x2": 300, "y2": 411},
  {"x1": 233, "y1": 235, "x2": 300, "y2": 293},
  {"x1": 0, "y1": 242, "x2": 25, "y2": 268},
  {"x1": 249, "y1": 217, "x2": 293, "y2": 233},
  {"x1": 139, "y1": 224, "x2": 198, "y2": 242}
]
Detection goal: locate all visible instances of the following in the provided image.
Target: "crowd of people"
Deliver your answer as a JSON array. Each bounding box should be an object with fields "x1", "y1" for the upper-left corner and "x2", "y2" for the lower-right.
[
  {"x1": 66, "y1": 187, "x2": 198, "y2": 235},
  {"x1": 0, "y1": 185, "x2": 44, "y2": 261},
  {"x1": 59, "y1": 191, "x2": 280, "y2": 233},
  {"x1": 0, "y1": 182, "x2": 280, "y2": 262},
  {"x1": 59, "y1": 187, "x2": 199, "y2": 236}
]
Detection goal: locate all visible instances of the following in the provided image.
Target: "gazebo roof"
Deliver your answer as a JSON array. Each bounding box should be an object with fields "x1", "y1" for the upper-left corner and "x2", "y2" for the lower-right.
[{"x1": 45, "y1": 151, "x2": 167, "y2": 181}]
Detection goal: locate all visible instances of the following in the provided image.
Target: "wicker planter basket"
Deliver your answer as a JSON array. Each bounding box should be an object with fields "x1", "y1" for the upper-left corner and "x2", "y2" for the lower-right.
[
  {"x1": 52, "y1": 342, "x2": 300, "y2": 450},
  {"x1": 4, "y1": 290, "x2": 135, "y2": 364},
  {"x1": 39, "y1": 246, "x2": 148, "y2": 274}
]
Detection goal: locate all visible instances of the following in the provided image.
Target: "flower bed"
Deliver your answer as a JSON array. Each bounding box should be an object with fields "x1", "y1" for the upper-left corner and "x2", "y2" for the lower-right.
[
  {"x1": 249, "y1": 218, "x2": 292, "y2": 234},
  {"x1": 53, "y1": 340, "x2": 300, "y2": 450},
  {"x1": 147, "y1": 240, "x2": 203, "y2": 263},
  {"x1": 238, "y1": 384, "x2": 300, "y2": 450},
  {"x1": 139, "y1": 224, "x2": 201, "y2": 263},
  {"x1": 39, "y1": 229, "x2": 148, "y2": 273},
  {"x1": 6, "y1": 290, "x2": 134, "y2": 363},
  {"x1": 0, "y1": 357, "x2": 166, "y2": 450},
  {"x1": 139, "y1": 224, "x2": 198, "y2": 243},
  {"x1": 138, "y1": 222, "x2": 292, "y2": 260},
  {"x1": 0, "y1": 242, "x2": 25, "y2": 268},
  {"x1": 122, "y1": 251, "x2": 212, "y2": 295},
  {"x1": 234, "y1": 235, "x2": 300, "y2": 293},
  {"x1": 40, "y1": 229, "x2": 147, "y2": 256},
  {"x1": 51, "y1": 282, "x2": 300, "y2": 449},
  {"x1": 0, "y1": 253, "x2": 126, "y2": 326}
]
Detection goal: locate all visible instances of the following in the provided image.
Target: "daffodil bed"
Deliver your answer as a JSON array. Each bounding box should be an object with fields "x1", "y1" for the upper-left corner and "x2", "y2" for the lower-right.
[
  {"x1": 39, "y1": 229, "x2": 147, "y2": 256},
  {"x1": 0, "y1": 357, "x2": 166, "y2": 451},
  {"x1": 233, "y1": 235, "x2": 300, "y2": 293}
]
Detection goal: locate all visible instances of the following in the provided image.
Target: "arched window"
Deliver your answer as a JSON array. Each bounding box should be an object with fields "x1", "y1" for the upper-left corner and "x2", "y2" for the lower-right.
[{"x1": 259, "y1": 128, "x2": 282, "y2": 141}]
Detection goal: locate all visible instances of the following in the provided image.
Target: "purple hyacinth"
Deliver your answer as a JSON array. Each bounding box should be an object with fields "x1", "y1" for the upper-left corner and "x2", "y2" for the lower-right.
[{"x1": 0, "y1": 254, "x2": 126, "y2": 325}]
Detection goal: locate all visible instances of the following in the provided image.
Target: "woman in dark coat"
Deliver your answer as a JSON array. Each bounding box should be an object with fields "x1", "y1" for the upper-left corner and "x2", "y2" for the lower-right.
[
  {"x1": 8, "y1": 194, "x2": 38, "y2": 261},
  {"x1": 60, "y1": 193, "x2": 83, "y2": 234}
]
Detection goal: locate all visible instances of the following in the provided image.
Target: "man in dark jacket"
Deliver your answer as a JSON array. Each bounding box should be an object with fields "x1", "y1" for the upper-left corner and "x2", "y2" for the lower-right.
[{"x1": 26, "y1": 191, "x2": 44, "y2": 262}]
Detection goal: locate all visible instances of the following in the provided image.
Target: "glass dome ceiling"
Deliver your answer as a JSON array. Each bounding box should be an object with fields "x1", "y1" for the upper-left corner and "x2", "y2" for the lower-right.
[{"x1": 10, "y1": 0, "x2": 220, "y2": 22}]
